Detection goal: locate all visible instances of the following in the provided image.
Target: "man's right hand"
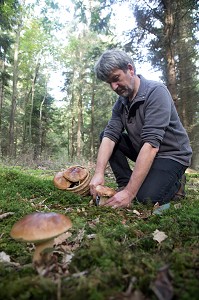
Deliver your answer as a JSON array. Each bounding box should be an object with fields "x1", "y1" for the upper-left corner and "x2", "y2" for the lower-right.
[{"x1": 89, "y1": 173, "x2": 105, "y2": 199}]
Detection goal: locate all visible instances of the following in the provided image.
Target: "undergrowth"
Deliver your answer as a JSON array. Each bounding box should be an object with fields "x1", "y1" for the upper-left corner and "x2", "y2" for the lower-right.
[{"x1": 0, "y1": 166, "x2": 198, "y2": 300}]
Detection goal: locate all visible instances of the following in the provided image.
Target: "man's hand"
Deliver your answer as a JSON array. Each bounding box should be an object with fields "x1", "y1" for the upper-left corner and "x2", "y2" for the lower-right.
[
  {"x1": 89, "y1": 137, "x2": 115, "y2": 199},
  {"x1": 101, "y1": 189, "x2": 134, "y2": 208},
  {"x1": 89, "y1": 174, "x2": 105, "y2": 199}
]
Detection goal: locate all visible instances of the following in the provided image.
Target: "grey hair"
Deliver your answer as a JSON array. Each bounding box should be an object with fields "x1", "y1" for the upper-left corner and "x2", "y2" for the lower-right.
[{"x1": 94, "y1": 49, "x2": 136, "y2": 81}]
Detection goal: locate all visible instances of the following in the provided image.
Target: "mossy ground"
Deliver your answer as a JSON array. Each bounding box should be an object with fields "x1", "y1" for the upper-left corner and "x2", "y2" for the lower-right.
[{"x1": 0, "y1": 166, "x2": 198, "y2": 300}]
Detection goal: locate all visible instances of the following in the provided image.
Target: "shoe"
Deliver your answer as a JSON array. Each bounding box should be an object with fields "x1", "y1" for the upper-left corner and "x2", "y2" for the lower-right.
[{"x1": 172, "y1": 174, "x2": 186, "y2": 201}]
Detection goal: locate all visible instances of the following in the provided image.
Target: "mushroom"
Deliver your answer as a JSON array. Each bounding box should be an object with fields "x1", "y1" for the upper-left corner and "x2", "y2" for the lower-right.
[
  {"x1": 95, "y1": 185, "x2": 116, "y2": 205},
  {"x1": 63, "y1": 166, "x2": 88, "y2": 183},
  {"x1": 53, "y1": 171, "x2": 71, "y2": 189},
  {"x1": 10, "y1": 212, "x2": 72, "y2": 264}
]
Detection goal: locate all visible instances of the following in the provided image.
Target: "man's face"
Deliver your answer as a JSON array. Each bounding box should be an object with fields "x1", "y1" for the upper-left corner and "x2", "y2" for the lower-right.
[{"x1": 106, "y1": 64, "x2": 135, "y2": 99}]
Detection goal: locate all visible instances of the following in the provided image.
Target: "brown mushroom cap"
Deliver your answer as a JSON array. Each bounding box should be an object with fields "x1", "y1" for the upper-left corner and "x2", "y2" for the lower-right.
[
  {"x1": 63, "y1": 166, "x2": 88, "y2": 182},
  {"x1": 10, "y1": 212, "x2": 72, "y2": 243},
  {"x1": 53, "y1": 171, "x2": 71, "y2": 189},
  {"x1": 96, "y1": 185, "x2": 116, "y2": 197}
]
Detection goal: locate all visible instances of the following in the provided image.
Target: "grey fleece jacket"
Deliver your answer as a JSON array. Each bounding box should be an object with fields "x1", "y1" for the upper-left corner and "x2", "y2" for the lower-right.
[{"x1": 103, "y1": 75, "x2": 192, "y2": 166}]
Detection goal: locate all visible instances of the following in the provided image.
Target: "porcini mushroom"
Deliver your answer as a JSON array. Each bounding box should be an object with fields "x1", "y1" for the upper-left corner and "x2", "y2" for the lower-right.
[
  {"x1": 10, "y1": 212, "x2": 72, "y2": 264},
  {"x1": 95, "y1": 185, "x2": 116, "y2": 205},
  {"x1": 63, "y1": 166, "x2": 88, "y2": 182},
  {"x1": 53, "y1": 171, "x2": 71, "y2": 189}
]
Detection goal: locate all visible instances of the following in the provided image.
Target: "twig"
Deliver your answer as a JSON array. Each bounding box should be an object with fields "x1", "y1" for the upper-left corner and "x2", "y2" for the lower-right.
[{"x1": 0, "y1": 212, "x2": 14, "y2": 220}]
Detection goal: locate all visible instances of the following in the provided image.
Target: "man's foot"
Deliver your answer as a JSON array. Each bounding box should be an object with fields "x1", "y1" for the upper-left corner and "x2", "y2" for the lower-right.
[{"x1": 172, "y1": 174, "x2": 186, "y2": 201}]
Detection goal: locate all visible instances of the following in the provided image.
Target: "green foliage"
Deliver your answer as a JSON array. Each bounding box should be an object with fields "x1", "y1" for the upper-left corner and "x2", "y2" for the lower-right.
[
  {"x1": 0, "y1": 0, "x2": 20, "y2": 30},
  {"x1": 0, "y1": 167, "x2": 198, "y2": 299}
]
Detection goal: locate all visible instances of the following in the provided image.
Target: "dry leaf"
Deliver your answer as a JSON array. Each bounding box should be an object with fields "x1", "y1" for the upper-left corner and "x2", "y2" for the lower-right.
[
  {"x1": 152, "y1": 229, "x2": 168, "y2": 243},
  {"x1": 174, "y1": 203, "x2": 182, "y2": 209},
  {"x1": 0, "y1": 251, "x2": 11, "y2": 262},
  {"x1": 151, "y1": 265, "x2": 173, "y2": 300},
  {"x1": 54, "y1": 232, "x2": 72, "y2": 246},
  {"x1": 0, "y1": 212, "x2": 14, "y2": 220},
  {"x1": 62, "y1": 253, "x2": 74, "y2": 264},
  {"x1": 133, "y1": 209, "x2": 141, "y2": 216},
  {"x1": 87, "y1": 234, "x2": 96, "y2": 239}
]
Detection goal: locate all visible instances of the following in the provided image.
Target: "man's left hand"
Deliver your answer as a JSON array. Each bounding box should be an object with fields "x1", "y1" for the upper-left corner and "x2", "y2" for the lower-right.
[{"x1": 101, "y1": 189, "x2": 134, "y2": 208}]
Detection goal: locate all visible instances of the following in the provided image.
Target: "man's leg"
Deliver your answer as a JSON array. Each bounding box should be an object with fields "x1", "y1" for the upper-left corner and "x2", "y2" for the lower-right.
[
  {"x1": 100, "y1": 132, "x2": 138, "y2": 188},
  {"x1": 136, "y1": 158, "x2": 187, "y2": 205},
  {"x1": 100, "y1": 132, "x2": 187, "y2": 204}
]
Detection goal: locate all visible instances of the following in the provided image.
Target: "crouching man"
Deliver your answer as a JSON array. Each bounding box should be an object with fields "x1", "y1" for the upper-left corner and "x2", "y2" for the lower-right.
[{"x1": 89, "y1": 49, "x2": 192, "y2": 208}]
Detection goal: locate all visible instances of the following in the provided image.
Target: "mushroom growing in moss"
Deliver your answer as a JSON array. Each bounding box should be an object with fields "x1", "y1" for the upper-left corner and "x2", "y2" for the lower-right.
[
  {"x1": 10, "y1": 212, "x2": 72, "y2": 264},
  {"x1": 95, "y1": 185, "x2": 116, "y2": 205}
]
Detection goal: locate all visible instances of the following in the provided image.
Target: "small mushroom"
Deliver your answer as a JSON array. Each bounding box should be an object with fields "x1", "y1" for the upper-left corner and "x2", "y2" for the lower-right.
[
  {"x1": 53, "y1": 171, "x2": 71, "y2": 189},
  {"x1": 95, "y1": 185, "x2": 116, "y2": 205},
  {"x1": 63, "y1": 166, "x2": 88, "y2": 183},
  {"x1": 10, "y1": 212, "x2": 72, "y2": 264}
]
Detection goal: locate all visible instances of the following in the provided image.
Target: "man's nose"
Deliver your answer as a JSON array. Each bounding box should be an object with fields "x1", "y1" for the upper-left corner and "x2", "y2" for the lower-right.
[{"x1": 110, "y1": 82, "x2": 118, "y2": 91}]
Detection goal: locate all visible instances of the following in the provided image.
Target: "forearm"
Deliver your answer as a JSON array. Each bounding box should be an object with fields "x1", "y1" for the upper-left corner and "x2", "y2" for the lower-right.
[
  {"x1": 90, "y1": 137, "x2": 115, "y2": 197},
  {"x1": 125, "y1": 142, "x2": 159, "y2": 199},
  {"x1": 94, "y1": 137, "x2": 115, "y2": 175}
]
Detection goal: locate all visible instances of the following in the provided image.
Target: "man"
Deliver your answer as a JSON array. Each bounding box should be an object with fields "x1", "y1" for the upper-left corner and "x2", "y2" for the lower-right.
[{"x1": 89, "y1": 49, "x2": 192, "y2": 208}]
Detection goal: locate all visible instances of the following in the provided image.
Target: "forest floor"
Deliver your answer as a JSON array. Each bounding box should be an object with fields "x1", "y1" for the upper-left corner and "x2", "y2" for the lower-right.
[{"x1": 0, "y1": 164, "x2": 198, "y2": 300}]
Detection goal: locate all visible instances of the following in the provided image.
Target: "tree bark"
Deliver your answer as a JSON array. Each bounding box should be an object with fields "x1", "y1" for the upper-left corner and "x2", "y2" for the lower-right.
[
  {"x1": 77, "y1": 91, "x2": 83, "y2": 158},
  {"x1": 90, "y1": 76, "x2": 95, "y2": 161},
  {"x1": 9, "y1": 23, "x2": 21, "y2": 157},
  {"x1": 163, "y1": 0, "x2": 178, "y2": 107},
  {"x1": 0, "y1": 59, "x2": 5, "y2": 157},
  {"x1": 38, "y1": 81, "x2": 47, "y2": 158},
  {"x1": 28, "y1": 55, "x2": 41, "y2": 145}
]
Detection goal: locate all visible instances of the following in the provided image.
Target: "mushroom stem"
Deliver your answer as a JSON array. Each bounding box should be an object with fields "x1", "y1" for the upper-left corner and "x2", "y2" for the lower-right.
[{"x1": 33, "y1": 239, "x2": 54, "y2": 264}]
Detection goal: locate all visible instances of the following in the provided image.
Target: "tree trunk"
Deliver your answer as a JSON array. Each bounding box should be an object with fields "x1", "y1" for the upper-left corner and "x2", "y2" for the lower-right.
[
  {"x1": 70, "y1": 90, "x2": 76, "y2": 161},
  {"x1": 28, "y1": 56, "x2": 41, "y2": 145},
  {"x1": 77, "y1": 91, "x2": 83, "y2": 158},
  {"x1": 90, "y1": 76, "x2": 95, "y2": 161},
  {"x1": 163, "y1": 0, "x2": 178, "y2": 107},
  {"x1": 9, "y1": 24, "x2": 21, "y2": 157},
  {"x1": 38, "y1": 81, "x2": 47, "y2": 158},
  {"x1": 175, "y1": 0, "x2": 199, "y2": 169},
  {"x1": 0, "y1": 58, "x2": 5, "y2": 157}
]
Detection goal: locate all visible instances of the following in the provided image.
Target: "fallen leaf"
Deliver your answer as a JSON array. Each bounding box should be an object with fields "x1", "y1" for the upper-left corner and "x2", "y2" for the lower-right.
[
  {"x1": 174, "y1": 203, "x2": 182, "y2": 209},
  {"x1": 62, "y1": 253, "x2": 74, "y2": 264},
  {"x1": 132, "y1": 210, "x2": 141, "y2": 216},
  {"x1": 88, "y1": 217, "x2": 100, "y2": 228},
  {"x1": 87, "y1": 234, "x2": 96, "y2": 239},
  {"x1": 54, "y1": 232, "x2": 72, "y2": 246},
  {"x1": 151, "y1": 265, "x2": 173, "y2": 300},
  {"x1": 0, "y1": 212, "x2": 14, "y2": 220},
  {"x1": 139, "y1": 210, "x2": 152, "y2": 219},
  {"x1": 152, "y1": 229, "x2": 168, "y2": 243},
  {"x1": 0, "y1": 251, "x2": 11, "y2": 262}
]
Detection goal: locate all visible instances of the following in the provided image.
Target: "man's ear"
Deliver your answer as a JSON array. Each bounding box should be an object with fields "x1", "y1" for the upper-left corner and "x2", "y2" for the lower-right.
[{"x1": 127, "y1": 63, "x2": 135, "y2": 75}]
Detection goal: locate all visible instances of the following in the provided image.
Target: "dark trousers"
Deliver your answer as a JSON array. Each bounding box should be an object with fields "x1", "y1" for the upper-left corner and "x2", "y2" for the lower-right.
[{"x1": 101, "y1": 132, "x2": 187, "y2": 205}]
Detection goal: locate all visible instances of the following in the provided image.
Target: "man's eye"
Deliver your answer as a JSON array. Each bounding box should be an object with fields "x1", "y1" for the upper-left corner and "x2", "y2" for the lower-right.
[{"x1": 113, "y1": 76, "x2": 119, "y2": 82}]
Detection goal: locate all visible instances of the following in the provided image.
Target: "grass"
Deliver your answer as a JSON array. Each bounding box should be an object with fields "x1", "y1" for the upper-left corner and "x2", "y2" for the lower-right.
[{"x1": 0, "y1": 165, "x2": 198, "y2": 300}]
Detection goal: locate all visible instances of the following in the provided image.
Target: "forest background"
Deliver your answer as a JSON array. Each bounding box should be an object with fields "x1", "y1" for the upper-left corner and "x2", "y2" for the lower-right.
[{"x1": 0, "y1": 0, "x2": 199, "y2": 170}]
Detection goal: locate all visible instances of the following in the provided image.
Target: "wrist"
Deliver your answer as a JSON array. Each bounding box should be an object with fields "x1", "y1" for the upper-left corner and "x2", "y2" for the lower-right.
[{"x1": 124, "y1": 187, "x2": 135, "y2": 201}]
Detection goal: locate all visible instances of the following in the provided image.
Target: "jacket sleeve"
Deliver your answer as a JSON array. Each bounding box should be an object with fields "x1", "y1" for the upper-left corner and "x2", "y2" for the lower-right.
[
  {"x1": 103, "y1": 99, "x2": 124, "y2": 143},
  {"x1": 141, "y1": 85, "x2": 172, "y2": 148}
]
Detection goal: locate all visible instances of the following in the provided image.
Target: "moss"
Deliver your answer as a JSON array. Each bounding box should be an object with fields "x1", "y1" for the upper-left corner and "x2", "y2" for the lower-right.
[{"x1": 0, "y1": 167, "x2": 199, "y2": 299}]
